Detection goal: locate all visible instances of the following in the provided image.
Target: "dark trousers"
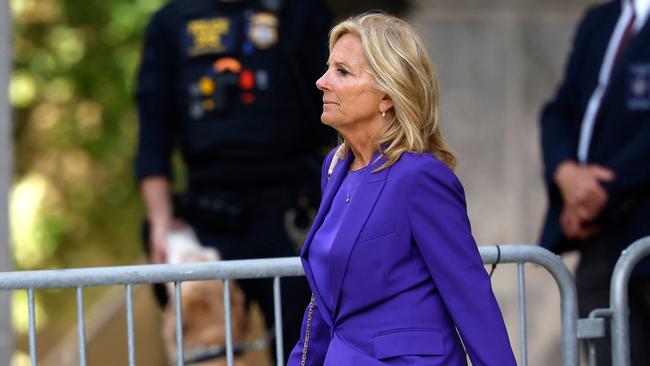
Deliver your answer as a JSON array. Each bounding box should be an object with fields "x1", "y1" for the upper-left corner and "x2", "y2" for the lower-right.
[
  {"x1": 143, "y1": 206, "x2": 311, "y2": 364},
  {"x1": 576, "y1": 239, "x2": 650, "y2": 366}
]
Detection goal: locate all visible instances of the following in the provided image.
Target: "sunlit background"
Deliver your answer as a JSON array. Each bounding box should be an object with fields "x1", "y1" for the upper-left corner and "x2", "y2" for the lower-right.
[{"x1": 9, "y1": 0, "x2": 164, "y2": 363}]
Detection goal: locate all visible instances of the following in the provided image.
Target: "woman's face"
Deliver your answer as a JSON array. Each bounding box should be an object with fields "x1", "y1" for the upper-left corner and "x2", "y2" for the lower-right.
[{"x1": 316, "y1": 33, "x2": 386, "y2": 132}]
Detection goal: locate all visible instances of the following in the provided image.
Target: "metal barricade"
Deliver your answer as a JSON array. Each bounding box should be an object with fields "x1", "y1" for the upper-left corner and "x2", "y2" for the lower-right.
[
  {"x1": 0, "y1": 257, "x2": 304, "y2": 366},
  {"x1": 481, "y1": 245, "x2": 579, "y2": 366},
  {"x1": 580, "y1": 236, "x2": 650, "y2": 366},
  {"x1": 0, "y1": 245, "x2": 580, "y2": 366}
]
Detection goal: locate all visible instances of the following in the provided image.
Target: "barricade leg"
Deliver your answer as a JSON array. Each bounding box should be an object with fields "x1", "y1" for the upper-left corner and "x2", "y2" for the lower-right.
[
  {"x1": 76, "y1": 287, "x2": 87, "y2": 366},
  {"x1": 609, "y1": 238, "x2": 650, "y2": 366},
  {"x1": 174, "y1": 281, "x2": 184, "y2": 366},
  {"x1": 224, "y1": 279, "x2": 233, "y2": 366},
  {"x1": 273, "y1": 277, "x2": 284, "y2": 366},
  {"x1": 28, "y1": 288, "x2": 37, "y2": 366},
  {"x1": 125, "y1": 284, "x2": 136, "y2": 366},
  {"x1": 517, "y1": 262, "x2": 528, "y2": 366}
]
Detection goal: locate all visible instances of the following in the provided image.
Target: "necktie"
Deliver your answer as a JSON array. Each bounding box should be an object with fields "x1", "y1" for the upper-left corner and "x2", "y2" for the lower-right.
[{"x1": 612, "y1": 1, "x2": 637, "y2": 68}]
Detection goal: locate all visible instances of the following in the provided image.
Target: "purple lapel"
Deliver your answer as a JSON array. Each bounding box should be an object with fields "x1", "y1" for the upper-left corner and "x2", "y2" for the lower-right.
[
  {"x1": 328, "y1": 153, "x2": 388, "y2": 318},
  {"x1": 300, "y1": 151, "x2": 353, "y2": 326}
]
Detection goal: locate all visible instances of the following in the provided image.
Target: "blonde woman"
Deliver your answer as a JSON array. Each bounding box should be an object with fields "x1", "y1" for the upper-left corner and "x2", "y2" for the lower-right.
[{"x1": 287, "y1": 13, "x2": 516, "y2": 366}]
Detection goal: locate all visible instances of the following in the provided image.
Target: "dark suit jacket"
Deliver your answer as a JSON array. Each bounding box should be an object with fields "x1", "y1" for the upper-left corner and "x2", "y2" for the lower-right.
[{"x1": 540, "y1": 0, "x2": 650, "y2": 273}]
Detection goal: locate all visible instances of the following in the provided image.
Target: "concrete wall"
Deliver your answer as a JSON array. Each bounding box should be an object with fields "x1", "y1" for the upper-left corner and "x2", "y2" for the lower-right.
[
  {"x1": 409, "y1": 0, "x2": 592, "y2": 244},
  {"x1": 406, "y1": 0, "x2": 593, "y2": 364},
  {"x1": 1, "y1": 0, "x2": 14, "y2": 364}
]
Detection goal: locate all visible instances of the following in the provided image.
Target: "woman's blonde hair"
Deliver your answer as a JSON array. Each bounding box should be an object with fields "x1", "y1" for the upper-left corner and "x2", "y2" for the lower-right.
[{"x1": 330, "y1": 12, "x2": 456, "y2": 170}]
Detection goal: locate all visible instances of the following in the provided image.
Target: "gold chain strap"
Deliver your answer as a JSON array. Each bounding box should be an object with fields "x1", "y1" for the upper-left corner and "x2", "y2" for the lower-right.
[{"x1": 300, "y1": 294, "x2": 315, "y2": 366}]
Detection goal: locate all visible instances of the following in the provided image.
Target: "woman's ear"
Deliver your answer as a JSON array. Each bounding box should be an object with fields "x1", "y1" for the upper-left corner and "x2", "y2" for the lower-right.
[{"x1": 379, "y1": 94, "x2": 393, "y2": 114}]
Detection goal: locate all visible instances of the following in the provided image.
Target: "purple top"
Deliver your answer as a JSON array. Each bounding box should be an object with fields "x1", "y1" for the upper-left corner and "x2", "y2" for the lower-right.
[{"x1": 308, "y1": 167, "x2": 365, "y2": 313}]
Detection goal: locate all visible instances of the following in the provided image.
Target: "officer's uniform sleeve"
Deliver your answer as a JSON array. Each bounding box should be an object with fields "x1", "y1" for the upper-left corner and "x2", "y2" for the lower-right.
[
  {"x1": 540, "y1": 7, "x2": 598, "y2": 186},
  {"x1": 134, "y1": 8, "x2": 178, "y2": 182}
]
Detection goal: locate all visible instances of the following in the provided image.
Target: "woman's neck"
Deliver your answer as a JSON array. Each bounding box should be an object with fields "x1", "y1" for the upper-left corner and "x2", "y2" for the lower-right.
[
  {"x1": 339, "y1": 116, "x2": 386, "y2": 170},
  {"x1": 346, "y1": 139, "x2": 374, "y2": 170}
]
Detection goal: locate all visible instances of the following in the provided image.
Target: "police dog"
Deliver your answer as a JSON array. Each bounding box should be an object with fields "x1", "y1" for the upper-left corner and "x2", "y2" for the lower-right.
[{"x1": 161, "y1": 227, "x2": 252, "y2": 366}]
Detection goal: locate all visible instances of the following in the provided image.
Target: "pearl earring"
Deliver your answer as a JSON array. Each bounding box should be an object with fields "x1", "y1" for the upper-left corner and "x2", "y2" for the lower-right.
[{"x1": 381, "y1": 111, "x2": 386, "y2": 118}]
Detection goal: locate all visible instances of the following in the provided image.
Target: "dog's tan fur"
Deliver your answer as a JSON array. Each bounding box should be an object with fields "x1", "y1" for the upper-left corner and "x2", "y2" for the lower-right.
[{"x1": 162, "y1": 249, "x2": 253, "y2": 366}]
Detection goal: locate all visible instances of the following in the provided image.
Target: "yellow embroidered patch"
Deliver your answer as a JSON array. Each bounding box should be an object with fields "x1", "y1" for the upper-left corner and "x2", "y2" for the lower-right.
[{"x1": 187, "y1": 18, "x2": 230, "y2": 56}]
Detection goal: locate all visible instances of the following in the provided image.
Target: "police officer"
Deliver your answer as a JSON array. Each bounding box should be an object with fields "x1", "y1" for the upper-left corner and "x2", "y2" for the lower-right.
[{"x1": 134, "y1": 0, "x2": 334, "y2": 362}]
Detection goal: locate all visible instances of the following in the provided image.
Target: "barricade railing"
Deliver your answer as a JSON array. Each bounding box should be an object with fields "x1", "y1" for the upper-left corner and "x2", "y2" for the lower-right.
[
  {"x1": 580, "y1": 236, "x2": 650, "y2": 366},
  {"x1": 0, "y1": 257, "x2": 304, "y2": 366},
  {"x1": 481, "y1": 245, "x2": 579, "y2": 366},
  {"x1": 0, "y1": 245, "x2": 580, "y2": 366}
]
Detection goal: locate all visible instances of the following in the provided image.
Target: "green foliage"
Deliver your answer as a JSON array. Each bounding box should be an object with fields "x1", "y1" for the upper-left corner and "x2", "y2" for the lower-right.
[{"x1": 10, "y1": 0, "x2": 166, "y2": 340}]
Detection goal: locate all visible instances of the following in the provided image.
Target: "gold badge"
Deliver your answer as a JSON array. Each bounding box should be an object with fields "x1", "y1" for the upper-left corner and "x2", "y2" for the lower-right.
[
  {"x1": 186, "y1": 18, "x2": 230, "y2": 56},
  {"x1": 248, "y1": 12, "x2": 278, "y2": 49}
]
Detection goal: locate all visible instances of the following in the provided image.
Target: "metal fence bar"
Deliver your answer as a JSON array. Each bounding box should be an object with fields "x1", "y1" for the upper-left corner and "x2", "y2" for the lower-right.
[
  {"x1": 588, "y1": 339, "x2": 597, "y2": 366},
  {"x1": 28, "y1": 288, "x2": 37, "y2": 366},
  {"x1": 481, "y1": 245, "x2": 579, "y2": 366},
  {"x1": 610, "y1": 237, "x2": 650, "y2": 366},
  {"x1": 517, "y1": 262, "x2": 528, "y2": 366},
  {"x1": 583, "y1": 308, "x2": 611, "y2": 366},
  {"x1": 0, "y1": 257, "x2": 305, "y2": 290},
  {"x1": 175, "y1": 281, "x2": 184, "y2": 366},
  {"x1": 274, "y1": 276, "x2": 284, "y2": 366},
  {"x1": 76, "y1": 287, "x2": 87, "y2": 366},
  {"x1": 125, "y1": 284, "x2": 136, "y2": 366},
  {"x1": 224, "y1": 279, "x2": 233, "y2": 366}
]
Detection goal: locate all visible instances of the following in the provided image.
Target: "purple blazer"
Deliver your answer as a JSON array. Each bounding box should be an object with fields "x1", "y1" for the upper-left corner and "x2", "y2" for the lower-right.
[{"x1": 287, "y1": 150, "x2": 516, "y2": 366}]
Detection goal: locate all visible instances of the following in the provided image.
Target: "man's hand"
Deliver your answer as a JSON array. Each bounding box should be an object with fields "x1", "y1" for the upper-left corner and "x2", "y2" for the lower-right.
[
  {"x1": 554, "y1": 160, "x2": 615, "y2": 239},
  {"x1": 149, "y1": 218, "x2": 190, "y2": 264},
  {"x1": 554, "y1": 160, "x2": 615, "y2": 220},
  {"x1": 560, "y1": 205, "x2": 601, "y2": 240}
]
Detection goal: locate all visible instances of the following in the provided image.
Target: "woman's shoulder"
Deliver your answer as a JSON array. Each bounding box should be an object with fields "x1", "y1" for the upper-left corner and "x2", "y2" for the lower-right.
[
  {"x1": 391, "y1": 152, "x2": 465, "y2": 202},
  {"x1": 399, "y1": 152, "x2": 457, "y2": 178},
  {"x1": 396, "y1": 152, "x2": 464, "y2": 194}
]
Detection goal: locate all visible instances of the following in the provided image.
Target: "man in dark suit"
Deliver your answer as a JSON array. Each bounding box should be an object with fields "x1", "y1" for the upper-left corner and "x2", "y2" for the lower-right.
[{"x1": 540, "y1": 1, "x2": 650, "y2": 365}]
